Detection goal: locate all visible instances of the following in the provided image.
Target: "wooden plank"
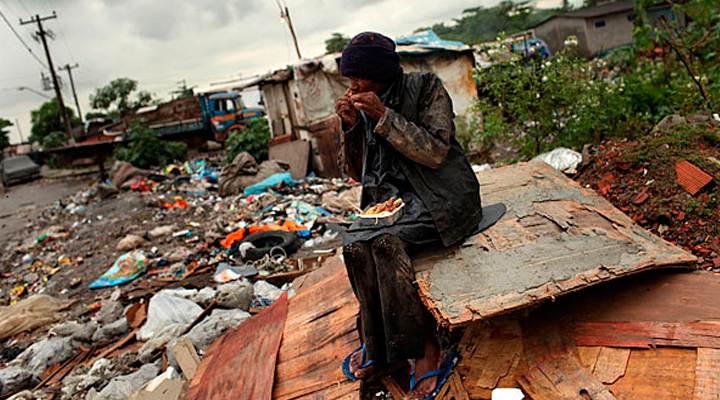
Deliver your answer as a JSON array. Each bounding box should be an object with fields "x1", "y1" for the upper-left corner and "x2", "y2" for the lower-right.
[
  {"x1": 171, "y1": 337, "x2": 201, "y2": 380},
  {"x1": 577, "y1": 347, "x2": 602, "y2": 370},
  {"x1": 457, "y1": 317, "x2": 525, "y2": 399},
  {"x1": 518, "y1": 354, "x2": 616, "y2": 400},
  {"x1": 569, "y1": 271, "x2": 720, "y2": 324},
  {"x1": 605, "y1": 348, "x2": 696, "y2": 399},
  {"x1": 183, "y1": 292, "x2": 289, "y2": 400},
  {"x1": 272, "y1": 259, "x2": 360, "y2": 400},
  {"x1": 574, "y1": 321, "x2": 720, "y2": 349},
  {"x1": 592, "y1": 347, "x2": 630, "y2": 384},
  {"x1": 381, "y1": 376, "x2": 406, "y2": 400},
  {"x1": 414, "y1": 161, "x2": 696, "y2": 328},
  {"x1": 693, "y1": 348, "x2": 720, "y2": 400},
  {"x1": 436, "y1": 371, "x2": 471, "y2": 400}
]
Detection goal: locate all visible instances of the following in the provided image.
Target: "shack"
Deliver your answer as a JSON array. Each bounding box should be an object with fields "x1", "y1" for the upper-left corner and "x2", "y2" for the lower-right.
[{"x1": 246, "y1": 29, "x2": 478, "y2": 178}]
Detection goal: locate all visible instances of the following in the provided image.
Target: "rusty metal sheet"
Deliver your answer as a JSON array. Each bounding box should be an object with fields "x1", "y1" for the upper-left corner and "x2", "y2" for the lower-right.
[
  {"x1": 415, "y1": 161, "x2": 697, "y2": 328},
  {"x1": 183, "y1": 292, "x2": 289, "y2": 400}
]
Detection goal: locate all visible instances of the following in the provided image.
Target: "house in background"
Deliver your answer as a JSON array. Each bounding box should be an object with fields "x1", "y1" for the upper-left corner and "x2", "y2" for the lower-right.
[
  {"x1": 533, "y1": 2, "x2": 637, "y2": 57},
  {"x1": 532, "y1": 2, "x2": 683, "y2": 58}
]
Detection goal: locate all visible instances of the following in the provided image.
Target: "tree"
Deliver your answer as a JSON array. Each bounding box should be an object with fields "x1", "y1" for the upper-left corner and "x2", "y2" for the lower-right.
[
  {"x1": 90, "y1": 78, "x2": 153, "y2": 119},
  {"x1": 0, "y1": 118, "x2": 11, "y2": 151},
  {"x1": 29, "y1": 100, "x2": 81, "y2": 145},
  {"x1": 325, "y1": 32, "x2": 350, "y2": 54}
]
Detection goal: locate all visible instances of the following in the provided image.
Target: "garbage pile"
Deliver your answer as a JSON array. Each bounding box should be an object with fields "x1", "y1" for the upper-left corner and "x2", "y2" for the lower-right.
[{"x1": 0, "y1": 151, "x2": 362, "y2": 399}]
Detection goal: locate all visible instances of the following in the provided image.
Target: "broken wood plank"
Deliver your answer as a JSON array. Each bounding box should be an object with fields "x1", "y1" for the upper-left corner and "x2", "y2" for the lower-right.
[
  {"x1": 518, "y1": 354, "x2": 616, "y2": 400},
  {"x1": 592, "y1": 347, "x2": 631, "y2": 384},
  {"x1": 693, "y1": 348, "x2": 720, "y2": 400},
  {"x1": 272, "y1": 260, "x2": 361, "y2": 400},
  {"x1": 577, "y1": 346, "x2": 602, "y2": 370},
  {"x1": 380, "y1": 376, "x2": 406, "y2": 400},
  {"x1": 414, "y1": 161, "x2": 696, "y2": 328},
  {"x1": 457, "y1": 317, "x2": 525, "y2": 399},
  {"x1": 574, "y1": 321, "x2": 720, "y2": 349},
  {"x1": 436, "y1": 371, "x2": 470, "y2": 400},
  {"x1": 87, "y1": 328, "x2": 139, "y2": 366},
  {"x1": 184, "y1": 292, "x2": 289, "y2": 400},
  {"x1": 605, "y1": 348, "x2": 696, "y2": 399},
  {"x1": 171, "y1": 337, "x2": 201, "y2": 381}
]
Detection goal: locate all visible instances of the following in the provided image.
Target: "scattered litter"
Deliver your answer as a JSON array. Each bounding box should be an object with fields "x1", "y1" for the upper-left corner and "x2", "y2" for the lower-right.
[
  {"x1": 213, "y1": 263, "x2": 259, "y2": 283},
  {"x1": 532, "y1": 147, "x2": 582, "y2": 174},
  {"x1": 89, "y1": 250, "x2": 148, "y2": 289}
]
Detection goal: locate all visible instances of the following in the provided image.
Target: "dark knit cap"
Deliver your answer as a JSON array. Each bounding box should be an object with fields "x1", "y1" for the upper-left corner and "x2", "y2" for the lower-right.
[{"x1": 340, "y1": 32, "x2": 402, "y2": 82}]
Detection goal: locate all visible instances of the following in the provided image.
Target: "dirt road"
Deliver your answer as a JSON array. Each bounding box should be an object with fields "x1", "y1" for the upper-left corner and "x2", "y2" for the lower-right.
[{"x1": 0, "y1": 177, "x2": 92, "y2": 244}]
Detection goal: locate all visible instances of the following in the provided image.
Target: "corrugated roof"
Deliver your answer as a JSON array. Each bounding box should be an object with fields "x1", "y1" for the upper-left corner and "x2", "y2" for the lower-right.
[{"x1": 557, "y1": 1, "x2": 635, "y2": 18}]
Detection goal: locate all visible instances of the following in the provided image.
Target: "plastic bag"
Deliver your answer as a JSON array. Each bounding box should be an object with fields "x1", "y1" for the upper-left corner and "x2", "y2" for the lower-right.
[
  {"x1": 137, "y1": 293, "x2": 203, "y2": 341},
  {"x1": 89, "y1": 250, "x2": 147, "y2": 289},
  {"x1": 532, "y1": 147, "x2": 582, "y2": 174},
  {"x1": 243, "y1": 173, "x2": 296, "y2": 196}
]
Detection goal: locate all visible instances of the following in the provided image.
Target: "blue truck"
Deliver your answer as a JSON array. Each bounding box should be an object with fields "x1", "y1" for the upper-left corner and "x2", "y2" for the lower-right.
[{"x1": 135, "y1": 92, "x2": 263, "y2": 142}]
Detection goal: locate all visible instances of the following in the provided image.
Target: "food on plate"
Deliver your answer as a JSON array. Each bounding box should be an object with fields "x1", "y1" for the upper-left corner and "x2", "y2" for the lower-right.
[{"x1": 363, "y1": 197, "x2": 404, "y2": 216}]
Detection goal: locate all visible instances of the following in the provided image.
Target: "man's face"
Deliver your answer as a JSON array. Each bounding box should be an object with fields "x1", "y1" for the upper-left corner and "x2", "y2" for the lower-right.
[{"x1": 349, "y1": 77, "x2": 385, "y2": 94}]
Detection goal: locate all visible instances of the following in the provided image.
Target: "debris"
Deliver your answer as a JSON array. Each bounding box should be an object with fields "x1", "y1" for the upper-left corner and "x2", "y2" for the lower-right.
[
  {"x1": 632, "y1": 188, "x2": 650, "y2": 205},
  {"x1": 89, "y1": 250, "x2": 148, "y2": 289},
  {"x1": 129, "y1": 367, "x2": 184, "y2": 400},
  {"x1": 244, "y1": 172, "x2": 296, "y2": 196},
  {"x1": 170, "y1": 337, "x2": 200, "y2": 380},
  {"x1": 218, "y1": 153, "x2": 290, "y2": 197},
  {"x1": 213, "y1": 263, "x2": 258, "y2": 283},
  {"x1": 13, "y1": 336, "x2": 76, "y2": 376},
  {"x1": 111, "y1": 161, "x2": 149, "y2": 189},
  {"x1": 137, "y1": 294, "x2": 203, "y2": 341},
  {"x1": 0, "y1": 367, "x2": 36, "y2": 396},
  {"x1": 652, "y1": 114, "x2": 687, "y2": 133},
  {"x1": 92, "y1": 317, "x2": 129, "y2": 343},
  {"x1": 532, "y1": 147, "x2": 583, "y2": 174},
  {"x1": 117, "y1": 234, "x2": 147, "y2": 252},
  {"x1": 148, "y1": 225, "x2": 176, "y2": 238},
  {"x1": 0, "y1": 295, "x2": 72, "y2": 340},
  {"x1": 221, "y1": 220, "x2": 307, "y2": 249},
  {"x1": 95, "y1": 361, "x2": 160, "y2": 400},
  {"x1": 251, "y1": 280, "x2": 284, "y2": 308},
  {"x1": 215, "y1": 281, "x2": 254, "y2": 310},
  {"x1": 676, "y1": 160, "x2": 714, "y2": 196}
]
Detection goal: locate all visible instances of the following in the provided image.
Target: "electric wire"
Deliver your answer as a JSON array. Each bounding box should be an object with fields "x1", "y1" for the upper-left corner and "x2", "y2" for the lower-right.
[{"x1": 0, "y1": 7, "x2": 48, "y2": 69}]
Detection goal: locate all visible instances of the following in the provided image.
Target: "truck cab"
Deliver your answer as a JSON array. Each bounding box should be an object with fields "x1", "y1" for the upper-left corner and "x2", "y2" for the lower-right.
[{"x1": 203, "y1": 93, "x2": 263, "y2": 142}]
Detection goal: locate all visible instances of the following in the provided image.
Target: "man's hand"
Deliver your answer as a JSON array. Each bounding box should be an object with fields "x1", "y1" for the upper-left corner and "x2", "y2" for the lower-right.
[
  {"x1": 335, "y1": 93, "x2": 358, "y2": 127},
  {"x1": 350, "y1": 92, "x2": 386, "y2": 121}
]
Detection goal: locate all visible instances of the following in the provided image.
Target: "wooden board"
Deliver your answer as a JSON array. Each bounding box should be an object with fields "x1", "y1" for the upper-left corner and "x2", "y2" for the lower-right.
[
  {"x1": 414, "y1": 161, "x2": 697, "y2": 328},
  {"x1": 269, "y1": 140, "x2": 310, "y2": 180},
  {"x1": 574, "y1": 321, "x2": 720, "y2": 349},
  {"x1": 592, "y1": 347, "x2": 631, "y2": 384},
  {"x1": 606, "y1": 348, "x2": 696, "y2": 399},
  {"x1": 693, "y1": 348, "x2": 720, "y2": 399},
  {"x1": 272, "y1": 258, "x2": 361, "y2": 399},
  {"x1": 183, "y1": 292, "x2": 289, "y2": 400},
  {"x1": 517, "y1": 354, "x2": 616, "y2": 400}
]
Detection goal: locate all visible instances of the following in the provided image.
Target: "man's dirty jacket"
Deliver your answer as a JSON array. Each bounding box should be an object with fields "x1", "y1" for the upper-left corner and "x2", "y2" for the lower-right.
[{"x1": 339, "y1": 71, "x2": 482, "y2": 247}]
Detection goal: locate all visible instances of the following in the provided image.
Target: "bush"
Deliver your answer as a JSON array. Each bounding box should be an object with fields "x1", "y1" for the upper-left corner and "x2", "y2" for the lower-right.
[
  {"x1": 114, "y1": 122, "x2": 188, "y2": 169},
  {"x1": 41, "y1": 131, "x2": 68, "y2": 149},
  {"x1": 226, "y1": 119, "x2": 271, "y2": 163}
]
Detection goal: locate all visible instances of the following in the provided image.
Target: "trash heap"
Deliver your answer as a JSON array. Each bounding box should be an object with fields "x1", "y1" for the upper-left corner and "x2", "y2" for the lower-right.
[{"x1": 0, "y1": 151, "x2": 363, "y2": 399}]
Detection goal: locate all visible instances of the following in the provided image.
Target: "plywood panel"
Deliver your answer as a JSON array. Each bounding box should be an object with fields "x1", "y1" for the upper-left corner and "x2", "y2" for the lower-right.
[
  {"x1": 272, "y1": 259, "x2": 360, "y2": 400},
  {"x1": 593, "y1": 347, "x2": 631, "y2": 384},
  {"x1": 575, "y1": 321, "x2": 720, "y2": 349},
  {"x1": 184, "y1": 292, "x2": 288, "y2": 400},
  {"x1": 606, "y1": 348, "x2": 696, "y2": 400},
  {"x1": 693, "y1": 348, "x2": 720, "y2": 400},
  {"x1": 415, "y1": 161, "x2": 696, "y2": 328}
]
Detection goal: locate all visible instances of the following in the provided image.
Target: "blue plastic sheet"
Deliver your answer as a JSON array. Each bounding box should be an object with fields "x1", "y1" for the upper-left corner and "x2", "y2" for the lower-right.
[
  {"x1": 243, "y1": 173, "x2": 296, "y2": 196},
  {"x1": 89, "y1": 250, "x2": 147, "y2": 289}
]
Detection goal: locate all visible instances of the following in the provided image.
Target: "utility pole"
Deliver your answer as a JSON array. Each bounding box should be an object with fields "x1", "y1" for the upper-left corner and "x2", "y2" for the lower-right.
[
  {"x1": 278, "y1": 4, "x2": 302, "y2": 59},
  {"x1": 15, "y1": 118, "x2": 24, "y2": 143},
  {"x1": 59, "y1": 63, "x2": 82, "y2": 124},
  {"x1": 20, "y1": 12, "x2": 74, "y2": 143}
]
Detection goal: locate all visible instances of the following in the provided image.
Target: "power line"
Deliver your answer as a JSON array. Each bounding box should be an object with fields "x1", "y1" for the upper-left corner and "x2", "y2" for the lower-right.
[{"x1": 0, "y1": 7, "x2": 48, "y2": 69}]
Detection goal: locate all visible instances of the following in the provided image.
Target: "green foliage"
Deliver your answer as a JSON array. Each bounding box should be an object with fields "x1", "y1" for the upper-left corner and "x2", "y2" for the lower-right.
[
  {"x1": 29, "y1": 100, "x2": 81, "y2": 144},
  {"x1": 633, "y1": 0, "x2": 720, "y2": 111},
  {"x1": 90, "y1": 78, "x2": 153, "y2": 117},
  {"x1": 325, "y1": 32, "x2": 350, "y2": 54},
  {"x1": 427, "y1": 1, "x2": 560, "y2": 44},
  {"x1": 226, "y1": 119, "x2": 271, "y2": 163},
  {"x1": 41, "y1": 131, "x2": 68, "y2": 149},
  {"x1": 0, "y1": 118, "x2": 11, "y2": 150},
  {"x1": 114, "y1": 121, "x2": 187, "y2": 169}
]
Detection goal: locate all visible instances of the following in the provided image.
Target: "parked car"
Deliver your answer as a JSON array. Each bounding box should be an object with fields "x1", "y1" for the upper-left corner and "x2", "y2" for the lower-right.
[{"x1": 1, "y1": 155, "x2": 41, "y2": 186}]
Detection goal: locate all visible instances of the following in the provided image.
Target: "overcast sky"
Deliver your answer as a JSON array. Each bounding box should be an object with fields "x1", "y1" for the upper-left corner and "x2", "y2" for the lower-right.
[{"x1": 1, "y1": 0, "x2": 564, "y2": 144}]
